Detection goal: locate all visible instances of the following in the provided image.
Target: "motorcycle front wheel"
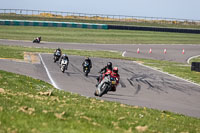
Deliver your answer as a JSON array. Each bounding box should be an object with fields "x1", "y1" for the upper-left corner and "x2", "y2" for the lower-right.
[
  {"x1": 61, "y1": 66, "x2": 65, "y2": 73},
  {"x1": 99, "y1": 83, "x2": 108, "y2": 97}
]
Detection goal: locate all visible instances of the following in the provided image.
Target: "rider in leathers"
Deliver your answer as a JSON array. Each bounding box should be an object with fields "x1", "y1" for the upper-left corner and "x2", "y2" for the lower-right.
[
  {"x1": 54, "y1": 48, "x2": 62, "y2": 59},
  {"x1": 96, "y1": 62, "x2": 113, "y2": 86},
  {"x1": 96, "y1": 66, "x2": 120, "y2": 93},
  {"x1": 82, "y1": 57, "x2": 92, "y2": 72},
  {"x1": 60, "y1": 54, "x2": 69, "y2": 69},
  {"x1": 109, "y1": 67, "x2": 120, "y2": 91}
]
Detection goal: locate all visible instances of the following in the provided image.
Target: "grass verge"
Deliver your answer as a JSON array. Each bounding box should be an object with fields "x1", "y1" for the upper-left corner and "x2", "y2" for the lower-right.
[
  {"x1": 0, "y1": 25, "x2": 200, "y2": 44},
  {"x1": 190, "y1": 57, "x2": 200, "y2": 63},
  {"x1": 0, "y1": 70, "x2": 200, "y2": 133}
]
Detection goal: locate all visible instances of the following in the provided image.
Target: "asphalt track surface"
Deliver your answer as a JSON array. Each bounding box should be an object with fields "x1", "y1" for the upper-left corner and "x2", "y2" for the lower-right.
[{"x1": 0, "y1": 39, "x2": 200, "y2": 118}]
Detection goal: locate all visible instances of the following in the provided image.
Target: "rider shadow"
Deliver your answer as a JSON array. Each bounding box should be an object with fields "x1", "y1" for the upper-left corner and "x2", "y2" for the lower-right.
[
  {"x1": 86, "y1": 74, "x2": 99, "y2": 79},
  {"x1": 64, "y1": 71, "x2": 81, "y2": 76}
]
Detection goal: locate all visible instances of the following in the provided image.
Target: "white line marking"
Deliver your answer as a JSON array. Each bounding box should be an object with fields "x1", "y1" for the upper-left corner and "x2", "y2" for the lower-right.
[
  {"x1": 122, "y1": 51, "x2": 126, "y2": 57},
  {"x1": 187, "y1": 55, "x2": 200, "y2": 64},
  {"x1": 39, "y1": 54, "x2": 61, "y2": 89},
  {"x1": 133, "y1": 61, "x2": 200, "y2": 87}
]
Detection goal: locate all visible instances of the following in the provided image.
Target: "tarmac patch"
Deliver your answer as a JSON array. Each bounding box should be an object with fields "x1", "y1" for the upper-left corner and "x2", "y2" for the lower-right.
[
  {"x1": 0, "y1": 52, "x2": 40, "y2": 64},
  {"x1": 24, "y1": 52, "x2": 40, "y2": 64}
]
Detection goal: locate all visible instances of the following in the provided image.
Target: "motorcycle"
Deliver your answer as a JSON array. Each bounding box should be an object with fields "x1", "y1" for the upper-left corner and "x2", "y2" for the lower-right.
[
  {"x1": 60, "y1": 59, "x2": 68, "y2": 73},
  {"x1": 33, "y1": 37, "x2": 41, "y2": 43},
  {"x1": 94, "y1": 74, "x2": 117, "y2": 97},
  {"x1": 54, "y1": 51, "x2": 61, "y2": 63},
  {"x1": 83, "y1": 61, "x2": 90, "y2": 76}
]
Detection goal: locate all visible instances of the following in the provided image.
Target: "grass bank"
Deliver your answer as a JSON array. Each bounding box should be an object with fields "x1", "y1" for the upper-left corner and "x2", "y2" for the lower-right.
[
  {"x1": 0, "y1": 25, "x2": 200, "y2": 44},
  {"x1": 0, "y1": 70, "x2": 200, "y2": 133},
  {"x1": 0, "y1": 44, "x2": 200, "y2": 84},
  {"x1": 190, "y1": 56, "x2": 200, "y2": 63}
]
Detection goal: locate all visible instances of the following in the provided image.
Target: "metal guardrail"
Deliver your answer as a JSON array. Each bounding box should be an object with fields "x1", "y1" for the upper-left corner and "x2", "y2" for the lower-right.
[{"x1": 0, "y1": 9, "x2": 200, "y2": 25}]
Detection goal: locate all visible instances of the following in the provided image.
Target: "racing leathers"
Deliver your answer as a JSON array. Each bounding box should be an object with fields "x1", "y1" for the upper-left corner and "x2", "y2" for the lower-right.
[
  {"x1": 97, "y1": 69, "x2": 120, "y2": 92},
  {"x1": 82, "y1": 58, "x2": 92, "y2": 72},
  {"x1": 60, "y1": 54, "x2": 69, "y2": 69}
]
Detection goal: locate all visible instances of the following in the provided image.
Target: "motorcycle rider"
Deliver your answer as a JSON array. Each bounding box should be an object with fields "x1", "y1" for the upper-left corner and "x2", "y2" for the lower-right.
[
  {"x1": 38, "y1": 36, "x2": 41, "y2": 42},
  {"x1": 96, "y1": 62, "x2": 113, "y2": 86},
  {"x1": 53, "y1": 48, "x2": 62, "y2": 62},
  {"x1": 54, "y1": 48, "x2": 62, "y2": 57},
  {"x1": 95, "y1": 67, "x2": 120, "y2": 96},
  {"x1": 60, "y1": 54, "x2": 69, "y2": 69},
  {"x1": 109, "y1": 67, "x2": 120, "y2": 92},
  {"x1": 82, "y1": 57, "x2": 92, "y2": 72},
  {"x1": 35, "y1": 36, "x2": 41, "y2": 43},
  {"x1": 99, "y1": 62, "x2": 112, "y2": 74}
]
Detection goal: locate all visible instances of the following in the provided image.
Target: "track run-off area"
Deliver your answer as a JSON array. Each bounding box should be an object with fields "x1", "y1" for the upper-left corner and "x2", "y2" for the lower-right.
[{"x1": 0, "y1": 39, "x2": 200, "y2": 118}]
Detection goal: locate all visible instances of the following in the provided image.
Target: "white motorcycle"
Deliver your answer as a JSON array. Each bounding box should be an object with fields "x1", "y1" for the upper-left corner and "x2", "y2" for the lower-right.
[
  {"x1": 94, "y1": 74, "x2": 117, "y2": 97},
  {"x1": 60, "y1": 59, "x2": 68, "y2": 73}
]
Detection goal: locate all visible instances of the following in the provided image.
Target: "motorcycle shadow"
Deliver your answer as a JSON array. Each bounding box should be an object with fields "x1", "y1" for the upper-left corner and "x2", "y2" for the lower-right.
[
  {"x1": 64, "y1": 71, "x2": 80, "y2": 76},
  {"x1": 100, "y1": 94, "x2": 128, "y2": 101},
  {"x1": 106, "y1": 93, "x2": 134, "y2": 98},
  {"x1": 85, "y1": 74, "x2": 98, "y2": 78}
]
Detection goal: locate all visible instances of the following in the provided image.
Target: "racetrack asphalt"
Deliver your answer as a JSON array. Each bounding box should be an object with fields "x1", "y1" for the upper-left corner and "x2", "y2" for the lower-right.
[{"x1": 0, "y1": 39, "x2": 200, "y2": 118}]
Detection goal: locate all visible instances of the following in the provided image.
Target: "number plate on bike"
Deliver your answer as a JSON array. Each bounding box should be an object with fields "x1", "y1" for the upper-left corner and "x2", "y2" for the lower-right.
[{"x1": 111, "y1": 81, "x2": 116, "y2": 84}]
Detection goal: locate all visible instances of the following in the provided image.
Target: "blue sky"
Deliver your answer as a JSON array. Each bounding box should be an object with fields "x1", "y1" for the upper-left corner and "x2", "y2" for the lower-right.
[{"x1": 1, "y1": 0, "x2": 200, "y2": 20}]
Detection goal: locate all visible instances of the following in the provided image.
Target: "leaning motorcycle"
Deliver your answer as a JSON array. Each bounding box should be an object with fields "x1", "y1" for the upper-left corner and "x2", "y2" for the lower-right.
[
  {"x1": 83, "y1": 61, "x2": 90, "y2": 76},
  {"x1": 33, "y1": 38, "x2": 40, "y2": 43},
  {"x1": 94, "y1": 74, "x2": 117, "y2": 97},
  {"x1": 54, "y1": 51, "x2": 61, "y2": 63},
  {"x1": 60, "y1": 59, "x2": 68, "y2": 73}
]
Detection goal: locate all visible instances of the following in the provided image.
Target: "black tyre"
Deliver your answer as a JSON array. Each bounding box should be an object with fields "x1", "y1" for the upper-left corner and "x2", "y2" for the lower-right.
[
  {"x1": 54, "y1": 57, "x2": 56, "y2": 63},
  {"x1": 85, "y1": 72, "x2": 88, "y2": 77},
  {"x1": 94, "y1": 90, "x2": 98, "y2": 96},
  {"x1": 99, "y1": 83, "x2": 108, "y2": 97},
  {"x1": 61, "y1": 66, "x2": 65, "y2": 73}
]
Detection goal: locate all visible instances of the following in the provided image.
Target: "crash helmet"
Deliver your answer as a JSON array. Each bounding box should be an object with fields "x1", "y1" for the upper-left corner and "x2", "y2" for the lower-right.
[
  {"x1": 113, "y1": 67, "x2": 118, "y2": 74},
  {"x1": 57, "y1": 48, "x2": 61, "y2": 51},
  {"x1": 107, "y1": 62, "x2": 112, "y2": 70}
]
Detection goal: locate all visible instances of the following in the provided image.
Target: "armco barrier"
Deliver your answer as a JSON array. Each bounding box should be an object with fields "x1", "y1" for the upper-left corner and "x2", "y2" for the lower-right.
[
  {"x1": 108, "y1": 25, "x2": 200, "y2": 34},
  {"x1": 0, "y1": 20, "x2": 108, "y2": 29}
]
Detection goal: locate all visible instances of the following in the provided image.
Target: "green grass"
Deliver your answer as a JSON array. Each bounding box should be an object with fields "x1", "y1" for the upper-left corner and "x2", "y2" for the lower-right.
[
  {"x1": 0, "y1": 45, "x2": 122, "y2": 60},
  {"x1": 1, "y1": 14, "x2": 200, "y2": 29},
  {"x1": 1, "y1": 44, "x2": 200, "y2": 85},
  {"x1": 190, "y1": 57, "x2": 200, "y2": 63},
  {"x1": 0, "y1": 70, "x2": 200, "y2": 133},
  {"x1": 0, "y1": 25, "x2": 200, "y2": 44}
]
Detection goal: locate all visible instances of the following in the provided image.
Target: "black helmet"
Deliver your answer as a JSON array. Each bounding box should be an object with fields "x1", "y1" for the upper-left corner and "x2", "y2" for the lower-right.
[
  {"x1": 107, "y1": 62, "x2": 112, "y2": 69},
  {"x1": 58, "y1": 48, "x2": 61, "y2": 51}
]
